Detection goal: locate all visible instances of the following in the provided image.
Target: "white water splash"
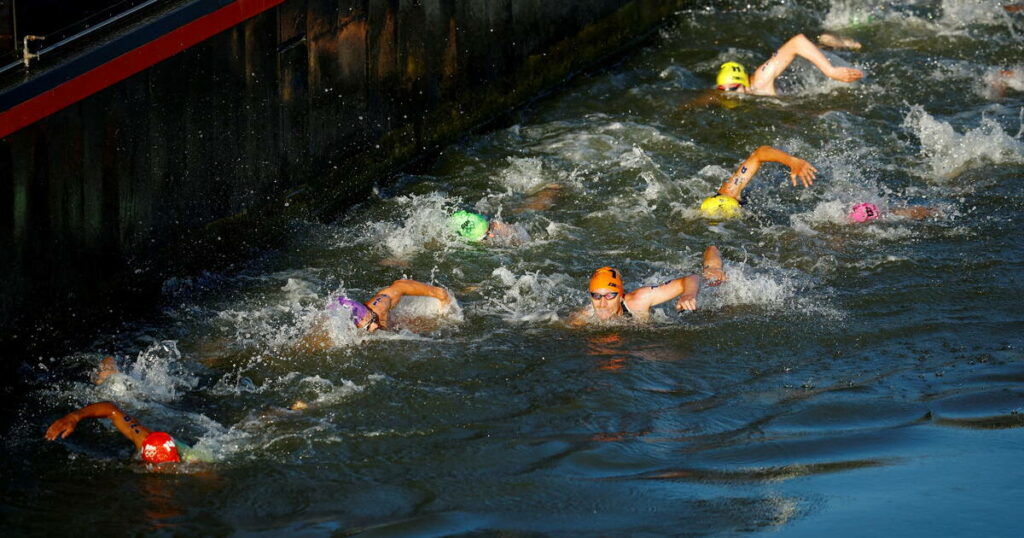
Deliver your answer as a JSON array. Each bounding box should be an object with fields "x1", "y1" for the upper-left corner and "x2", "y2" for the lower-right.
[
  {"x1": 481, "y1": 267, "x2": 576, "y2": 323},
  {"x1": 940, "y1": 0, "x2": 1013, "y2": 27},
  {"x1": 823, "y1": 0, "x2": 884, "y2": 30},
  {"x1": 903, "y1": 106, "x2": 1024, "y2": 180},
  {"x1": 365, "y1": 193, "x2": 461, "y2": 260},
  {"x1": 105, "y1": 341, "x2": 198, "y2": 403},
  {"x1": 495, "y1": 157, "x2": 549, "y2": 193}
]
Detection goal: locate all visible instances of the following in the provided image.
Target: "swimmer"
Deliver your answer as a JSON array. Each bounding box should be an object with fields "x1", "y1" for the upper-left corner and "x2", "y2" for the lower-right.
[
  {"x1": 817, "y1": 33, "x2": 862, "y2": 51},
  {"x1": 848, "y1": 202, "x2": 936, "y2": 223},
  {"x1": 296, "y1": 279, "x2": 452, "y2": 351},
  {"x1": 986, "y1": 69, "x2": 1021, "y2": 100},
  {"x1": 448, "y1": 210, "x2": 529, "y2": 245},
  {"x1": 567, "y1": 246, "x2": 725, "y2": 326},
  {"x1": 699, "y1": 146, "x2": 817, "y2": 219},
  {"x1": 45, "y1": 401, "x2": 209, "y2": 464},
  {"x1": 717, "y1": 34, "x2": 864, "y2": 97},
  {"x1": 513, "y1": 183, "x2": 564, "y2": 213},
  {"x1": 94, "y1": 355, "x2": 118, "y2": 385}
]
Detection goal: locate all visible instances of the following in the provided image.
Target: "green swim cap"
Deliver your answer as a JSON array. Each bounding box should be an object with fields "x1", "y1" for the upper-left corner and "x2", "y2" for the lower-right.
[{"x1": 448, "y1": 211, "x2": 489, "y2": 241}]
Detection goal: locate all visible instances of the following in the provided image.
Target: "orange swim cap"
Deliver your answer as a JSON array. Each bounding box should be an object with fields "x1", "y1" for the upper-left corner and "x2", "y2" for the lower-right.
[{"x1": 589, "y1": 267, "x2": 623, "y2": 292}]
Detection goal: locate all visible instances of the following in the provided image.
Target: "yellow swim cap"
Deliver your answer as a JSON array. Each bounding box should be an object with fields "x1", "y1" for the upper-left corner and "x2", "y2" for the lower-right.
[
  {"x1": 716, "y1": 62, "x2": 749, "y2": 89},
  {"x1": 699, "y1": 195, "x2": 741, "y2": 219}
]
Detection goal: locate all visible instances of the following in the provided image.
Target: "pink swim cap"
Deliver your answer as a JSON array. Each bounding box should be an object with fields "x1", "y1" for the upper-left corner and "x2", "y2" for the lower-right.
[{"x1": 849, "y1": 203, "x2": 879, "y2": 223}]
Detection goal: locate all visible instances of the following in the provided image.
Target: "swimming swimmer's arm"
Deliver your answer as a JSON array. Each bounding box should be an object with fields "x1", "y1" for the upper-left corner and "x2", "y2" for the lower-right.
[
  {"x1": 628, "y1": 275, "x2": 701, "y2": 313},
  {"x1": 515, "y1": 184, "x2": 563, "y2": 213},
  {"x1": 566, "y1": 307, "x2": 592, "y2": 328},
  {"x1": 45, "y1": 402, "x2": 152, "y2": 451},
  {"x1": 717, "y1": 146, "x2": 817, "y2": 199},
  {"x1": 701, "y1": 245, "x2": 727, "y2": 286},
  {"x1": 890, "y1": 206, "x2": 935, "y2": 220},
  {"x1": 374, "y1": 280, "x2": 451, "y2": 311},
  {"x1": 678, "y1": 90, "x2": 723, "y2": 111},
  {"x1": 749, "y1": 34, "x2": 863, "y2": 95}
]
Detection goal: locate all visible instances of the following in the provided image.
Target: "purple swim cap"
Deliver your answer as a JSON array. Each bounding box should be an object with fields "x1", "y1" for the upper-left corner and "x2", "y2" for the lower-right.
[
  {"x1": 849, "y1": 202, "x2": 879, "y2": 223},
  {"x1": 330, "y1": 296, "x2": 371, "y2": 327}
]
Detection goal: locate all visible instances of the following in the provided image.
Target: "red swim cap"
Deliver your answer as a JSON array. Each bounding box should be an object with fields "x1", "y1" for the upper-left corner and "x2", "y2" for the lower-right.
[{"x1": 140, "y1": 431, "x2": 181, "y2": 463}]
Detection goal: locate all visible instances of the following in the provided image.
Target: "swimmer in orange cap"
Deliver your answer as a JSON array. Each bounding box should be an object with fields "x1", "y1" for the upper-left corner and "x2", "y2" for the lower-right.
[
  {"x1": 699, "y1": 146, "x2": 817, "y2": 219},
  {"x1": 45, "y1": 401, "x2": 209, "y2": 464},
  {"x1": 567, "y1": 246, "x2": 725, "y2": 326}
]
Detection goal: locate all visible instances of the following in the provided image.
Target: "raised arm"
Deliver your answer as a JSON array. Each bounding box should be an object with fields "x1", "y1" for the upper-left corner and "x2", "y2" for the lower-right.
[
  {"x1": 366, "y1": 279, "x2": 450, "y2": 329},
  {"x1": 717, "y1": 146, "x2": 817, "y2": 200},
  {"x1": 45, "y1": 402, "x2": 152, "y2": 451},
  {"x1": 627, "y1": 275, "x2": 701, "y2": 314},
  {"x1": 749, "y1": 34, "x2": 863, "y2": 95},
  {"x1": 375, "y1": 279, "x2": 450, "y2": 304}
]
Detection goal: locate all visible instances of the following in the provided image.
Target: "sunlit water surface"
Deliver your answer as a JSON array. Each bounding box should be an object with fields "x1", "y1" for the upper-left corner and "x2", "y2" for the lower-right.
[{"x1": 4, "y1": 1, "x2": 1024, "y2": 535}]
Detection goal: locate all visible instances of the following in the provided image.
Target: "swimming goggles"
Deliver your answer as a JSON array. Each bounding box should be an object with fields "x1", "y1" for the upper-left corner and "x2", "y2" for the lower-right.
[
  {"x1": 359, "y1": 309, "x2": 380, "y2": 330},
  {"x1": 717, "y1": 83, "x2": 743, "y2": 92},
  {"x1": 590, "y1": 291, "x2": 620, "y2": 300}
]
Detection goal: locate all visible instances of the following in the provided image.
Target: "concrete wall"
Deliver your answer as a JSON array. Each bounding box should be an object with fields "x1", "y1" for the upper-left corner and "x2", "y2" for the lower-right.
[{"x1": 0, "y1": 0, "x2": 686, "y2": 329}]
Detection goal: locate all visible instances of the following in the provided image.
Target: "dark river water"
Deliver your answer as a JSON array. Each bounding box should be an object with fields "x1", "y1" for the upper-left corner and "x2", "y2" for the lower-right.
[{"x1": 4, "y1": 1, "x2": 1024, "y2": 535}]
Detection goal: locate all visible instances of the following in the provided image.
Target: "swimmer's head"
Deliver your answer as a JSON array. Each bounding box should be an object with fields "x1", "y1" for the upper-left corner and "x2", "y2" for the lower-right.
[
  {"x1": 699, "y1": 195, "x2": 741, "y2": 219},
  {"x1": 716, "y1": 62, "x2": 749, "y2": 91},
  {"x1": 448, "y1": 211, "x2": 490, "y2": 242},
  {"x1": 332, "y1": 296, "x2": 375, "y2": 328},
  {"x1": 140, "y1": 431, "x2": 181, "y2": 464},
  {"x1": 849, "y1": 202, "x2": 880, "y2": 223},
  {"x1": 589, "y1": 266, "x2": 623, "y2": 294}
]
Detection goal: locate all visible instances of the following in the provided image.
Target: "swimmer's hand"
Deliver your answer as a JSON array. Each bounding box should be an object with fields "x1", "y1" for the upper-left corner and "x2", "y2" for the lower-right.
[
  {"x1": 787, "y1": 158, "x2": 817, "y2": 188},
  {"x1": 437, "y1": 289, "x2": 452, "y2": 312},
  {"x1": 826, "y1": 66, "x2": 864, "y2": 83},
  {"x1": 675, "y1": 292, "x2": 698, "y2": 312},
  {"x1": 45, "y1": 412, "x2": 82, "y2": 441},
  {"x1": 702, "y1": 265, "x2": 727, "y2": 287}
]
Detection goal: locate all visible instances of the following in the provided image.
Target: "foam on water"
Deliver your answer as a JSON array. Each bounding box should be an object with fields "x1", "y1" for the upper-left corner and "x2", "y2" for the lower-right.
[
  {"x1": 709, "y1": 262, "x2": 800, "y2": 310},
  {"x1": 939, "y1": 0, "x2": 1014, "y2": 28},
  {"x1": 116, "y1": 341, "x2": 198, "y2": 403},
  {"x1": 903, "y1": 105, "x2": 1024, "y2": 180},
  {"x1": 213, "y1": 278, "x2": 324, "y2": 350},
  {"x1": 521, "y1": 117, "x2": 693, "y2": 168},
  {"x1": 658, "y1": 65, "x2": 703, "y2": 90},
  {"x1": 823, "y1": 0, "x2": 885, "y2": 30},
  {"x1": 480, "y1": 267, "x2": 576, "y2": 323},
  {"x1": 494, "y1": 157, "x2": 549, "y2": 194},
  {"x1": 360, "y1": 192, "x2": 462, "y2": 260}
]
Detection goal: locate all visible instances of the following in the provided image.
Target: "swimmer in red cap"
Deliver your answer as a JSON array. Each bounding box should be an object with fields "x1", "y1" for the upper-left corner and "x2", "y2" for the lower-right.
[
  {"x1": 296, "y1": 279, "x2": 452, "y2": 351},
  {"x1": 45, "y1": 401, "x2": 207, "y2": 464},
  {"x1": 567, "y1": 245, "x2": 725, "y2": 326},
  {"x1": 700, "y1": 146, "x2": 817, "y2": 219}
]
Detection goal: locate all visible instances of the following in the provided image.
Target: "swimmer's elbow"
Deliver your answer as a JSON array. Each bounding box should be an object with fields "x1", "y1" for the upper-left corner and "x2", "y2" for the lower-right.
[{"x1": 751, "y1": 146, "x2": 774, "y2": 160}]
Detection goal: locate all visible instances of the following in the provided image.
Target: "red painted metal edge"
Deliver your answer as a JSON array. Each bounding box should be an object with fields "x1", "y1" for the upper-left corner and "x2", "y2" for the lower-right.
[{"x1": 0, "y1": 0, "x2": 286, "y2": 140}]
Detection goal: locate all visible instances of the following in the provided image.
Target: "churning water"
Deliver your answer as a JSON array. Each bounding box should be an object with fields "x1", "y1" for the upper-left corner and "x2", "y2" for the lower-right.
[{"x1": 3, "y1": 1, "x2": 1024, "y2": 535}]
